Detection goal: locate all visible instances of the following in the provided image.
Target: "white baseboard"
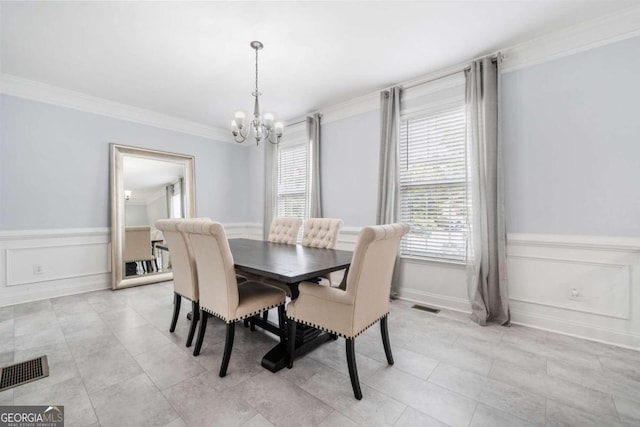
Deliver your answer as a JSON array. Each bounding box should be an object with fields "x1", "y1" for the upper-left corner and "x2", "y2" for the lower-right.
[
  {"x1": 510, "y1": 308, "x2": 640, "y2": 351},
  {"x1": 398, "y1": 288, "x2": 471, "y2": 314}
]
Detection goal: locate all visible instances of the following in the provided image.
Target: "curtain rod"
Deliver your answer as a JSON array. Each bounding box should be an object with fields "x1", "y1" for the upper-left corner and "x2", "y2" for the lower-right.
[
  {"x1": 387, "y1": 53, "x2": 502, "y2": 92},
  {"x1": 285, "y1": 113, "x2": 323, "y2": 128},
  {"x1": 285, "y1": 120, "x2": 306, "y2": 128}
]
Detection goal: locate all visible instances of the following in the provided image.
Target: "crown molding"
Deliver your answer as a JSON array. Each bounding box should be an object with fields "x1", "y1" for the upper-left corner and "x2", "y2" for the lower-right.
[
  {"x1": 0, "y1": 73, "x2": 233, "y2": 143},
  {"x1": 287, "y1": 91, "x2": 380, "y2": 128},
  {"x1": 306, "y1": 5, "x2": 640, "y2": 124},
  {"x1": 501, "y1": 5, "x2": 640, "y2": 73}
]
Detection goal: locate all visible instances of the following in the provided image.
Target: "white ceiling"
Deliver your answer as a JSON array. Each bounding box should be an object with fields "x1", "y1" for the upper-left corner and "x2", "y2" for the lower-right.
[{"x1": 1, "y1": 1, "x2": 638, "y2": 131}]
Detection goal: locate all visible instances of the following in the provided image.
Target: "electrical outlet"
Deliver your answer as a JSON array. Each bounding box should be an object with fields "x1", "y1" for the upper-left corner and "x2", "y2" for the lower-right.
[{"x1": 33, "y1": 264, "x2": 44, "y2": 275}]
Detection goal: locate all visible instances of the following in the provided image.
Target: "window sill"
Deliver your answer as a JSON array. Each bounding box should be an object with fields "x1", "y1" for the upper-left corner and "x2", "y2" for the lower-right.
[{"x1": 399, "y1": 255, "x2": 466, "y2": 268}]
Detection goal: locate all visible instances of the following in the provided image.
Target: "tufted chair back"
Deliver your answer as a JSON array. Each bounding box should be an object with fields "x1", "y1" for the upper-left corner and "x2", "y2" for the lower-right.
[
  {"x1": 268, "y1": 217, "x2": 303, "y2": 245},
  {"x1": 155, "y1": 218, "x2": 211, "y2": 301},
  {"x1": 301, "y1": 218, "x2": 343, "y2": 249}
]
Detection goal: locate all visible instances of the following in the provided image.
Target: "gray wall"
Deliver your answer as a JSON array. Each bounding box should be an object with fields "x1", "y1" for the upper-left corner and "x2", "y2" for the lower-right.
[
  {"x1": 124, "y1": 204, "x2": 148, "y2": 226},
  {"x1": 0, "y1": 95, "x2": 252, "y2": 230},
  {"x1": 321, "y1": 110, "x2": 380, "y2": 227},
  {"x1": 502, "y1": 35, "x2": 640, "y2": 236},
  {"x1": 315, "y1": 36, "x2": 640, "y2": 237},
  {"x1": 146, "y1": 195, "x2": 167, "y2": 226}
]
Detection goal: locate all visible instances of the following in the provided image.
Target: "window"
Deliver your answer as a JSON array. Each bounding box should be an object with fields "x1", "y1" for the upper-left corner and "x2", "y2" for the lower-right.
[
  {"x1": 399, "y1": 76, "x2": 467, "y2": 262},
  {"x1": 276, "y1": 142, "x2": 308, "y2": 219}
]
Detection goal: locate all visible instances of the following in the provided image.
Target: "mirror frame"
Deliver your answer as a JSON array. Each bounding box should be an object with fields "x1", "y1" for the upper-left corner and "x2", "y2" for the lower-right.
[{"x1": 110, "y1": 144, "x2": 196, "y2": 290}]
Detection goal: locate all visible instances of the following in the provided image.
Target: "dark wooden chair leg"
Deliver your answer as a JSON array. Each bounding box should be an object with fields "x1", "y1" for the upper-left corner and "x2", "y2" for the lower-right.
[
  {"x1": 219, "y1": 322, "x2": 236, "y2": 377},
  {"x1": 186, "y1": 300, "x2": 199, "y2": 347},
  {"x1": 277, "y1": 305, "x2": 286, "y2": 342},
  {"x1": 193, "y1": 310, "x2": 208, "y2": 356},
  {"x1": 287, "y1": 319, "x2": 297, "y2": 369},
  {"x1": 249, "y1": 316, "x2": 256, "y2": 331},
  {"x1": 262, "y1": 310, "x2": 269, "y2": 322},
  {"x1": 170, "y1": 293, "x2": 181, "y2": 332},
  {"x1": 243, "y1": 319, "x2": 250, "y2": 328},
  {"x1": 380, "y1": 315, "x2": 394, "y2": 365},
  {"x1": 154, "y1": 259, "x2": 159, "y2": 271},
  {"x1": 346, "y1": 338, "x2": 363, "y2": 400}
]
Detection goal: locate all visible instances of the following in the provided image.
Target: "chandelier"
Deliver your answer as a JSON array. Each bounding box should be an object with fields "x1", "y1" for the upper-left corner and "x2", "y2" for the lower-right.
[{"x1": 231, "y1": 41, "x2": 284, "y2": 145}]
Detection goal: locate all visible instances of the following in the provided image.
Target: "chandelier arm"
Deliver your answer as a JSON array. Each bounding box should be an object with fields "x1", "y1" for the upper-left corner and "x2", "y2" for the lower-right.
[
  {"x1": 233, "y1": 126, "x2": 250, "y2": 143},
  {"x1": 266, "y1": 129, "x2": 280, "y2": 145}
]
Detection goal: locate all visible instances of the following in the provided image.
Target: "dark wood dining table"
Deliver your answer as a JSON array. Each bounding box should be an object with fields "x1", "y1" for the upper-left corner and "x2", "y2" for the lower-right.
[{"x1": 228, "y1": 238, "x2": 353, "y2": 372}]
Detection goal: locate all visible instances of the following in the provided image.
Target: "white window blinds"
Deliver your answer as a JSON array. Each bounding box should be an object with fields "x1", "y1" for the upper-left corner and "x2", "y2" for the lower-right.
[
  {"x1": 276, "y1": 143, "x2": 308, "y2": 219},
  {"x1": 399, "y1": 74, "x2": 467, "y2": 262}
]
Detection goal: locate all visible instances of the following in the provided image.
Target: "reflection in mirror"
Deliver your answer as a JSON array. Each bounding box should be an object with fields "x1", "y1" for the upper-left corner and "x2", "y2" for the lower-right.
[
  {"x1": 111, "y1": 145, "x2": 195, "y2": 290},
  {"x1": 123, "y1": 157, "x2": 186, "y2": 277}
]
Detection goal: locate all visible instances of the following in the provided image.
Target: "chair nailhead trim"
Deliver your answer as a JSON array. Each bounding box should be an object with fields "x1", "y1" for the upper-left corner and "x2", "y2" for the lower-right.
[
  {"x1": 201, "y1": 302, "x2": 285, "y2": 324},
  {"x1": 286, "y1": 312, "x2": 389, "y2": 339}
]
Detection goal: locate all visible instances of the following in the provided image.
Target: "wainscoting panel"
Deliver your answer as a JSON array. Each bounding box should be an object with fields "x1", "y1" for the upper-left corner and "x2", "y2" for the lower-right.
[
  {"x1": 397, "y1": 259, "x2": 469, "y2": 313},
  {"x1": 508, "y1": 255, "x2": 631, "y2": 319},
  {"x1": 6, "y1": 243, "x2": 110, "y2": 286},
  {"x1": 507, "y1": 234, "x2": 640, "y2": 349},
  {"x1": 0, "y1": 228, "x2": 111, "y2": 306},
  {"x1": 224, "y1": 223, "x2": 263, "y2": 240}
]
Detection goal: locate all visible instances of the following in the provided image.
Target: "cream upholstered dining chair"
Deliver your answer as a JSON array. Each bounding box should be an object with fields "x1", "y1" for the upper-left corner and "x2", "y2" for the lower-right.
[
  {"x1": 302, "y1": 218, "x2": 344, "y2": 286},
  {"x1": 286, "y1": 223, "x2": 409, "y2": 400},
  {"x1": 124, "y1": 226, "x2": 157, "y2": 273},
  {"x1": 301, "y1": 218, "x2": 343, "y2": 248},
  {"x1": 268, "y1": 217, "x2": 303, "y2": 244},
  {"x1": 180, "y1": 220, "x2": 287, "y2": 377},
  {"x1": 256, "y1": 217, "x2": 304, "y2": 301},
  {"x1": 155, "y1": 218, "x2": 211, "y2": 347}
]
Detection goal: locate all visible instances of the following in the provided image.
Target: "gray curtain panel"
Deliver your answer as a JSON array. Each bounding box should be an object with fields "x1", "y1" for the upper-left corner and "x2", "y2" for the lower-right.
[
  {"x1": 179, "y1": 177, "x2": 185, "y2": 218},
  {"x1": 377, "y1": 87, "x2": 401, "y2": 225},
  {"x1": 377, "y1": 87, "x2": 402, "y2": 297},
  {"x1": 307, "y1": 113, "x2": 322, "y2": 218},
  {"x1": 165, "y1": 184, "x2": 173, "y2": 218},
  {"x1": 263, "y1": 142, "x2": 278, "y2": 240},
  {"x1": 465, "y1": 56, "x2": 510, "y2": 326}
]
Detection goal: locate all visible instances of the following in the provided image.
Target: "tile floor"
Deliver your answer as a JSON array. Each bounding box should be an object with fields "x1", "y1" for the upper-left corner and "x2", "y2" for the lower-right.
[{"x1": 1, "y1": 282, "x2": 639, "y2": 426}]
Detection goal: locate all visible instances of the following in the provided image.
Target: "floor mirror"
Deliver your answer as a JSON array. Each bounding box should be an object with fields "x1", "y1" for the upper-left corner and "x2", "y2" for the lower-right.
[{"x1": 110, "y1": 144, "x2": 195, "y2": 290}]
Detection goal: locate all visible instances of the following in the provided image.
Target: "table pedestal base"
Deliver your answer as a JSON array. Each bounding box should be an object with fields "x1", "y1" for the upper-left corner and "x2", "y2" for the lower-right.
[{"x1": 257, "y1": 318, "x2": 337, "y2": 373}]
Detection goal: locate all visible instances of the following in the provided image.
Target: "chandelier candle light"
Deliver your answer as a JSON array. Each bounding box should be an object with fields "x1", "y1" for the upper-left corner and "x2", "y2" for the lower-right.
[{"x1": 231, "y1": 41, "x2": 284, "y2": 145}]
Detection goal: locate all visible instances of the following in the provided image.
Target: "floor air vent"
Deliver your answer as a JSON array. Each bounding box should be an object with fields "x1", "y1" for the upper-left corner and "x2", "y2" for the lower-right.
[
  {"x1": 412, "y1": 304, "x2": 440, "y2": 314},
  {"x1": 0, "y1": 355, "x2": 49, "y2": 392}
]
